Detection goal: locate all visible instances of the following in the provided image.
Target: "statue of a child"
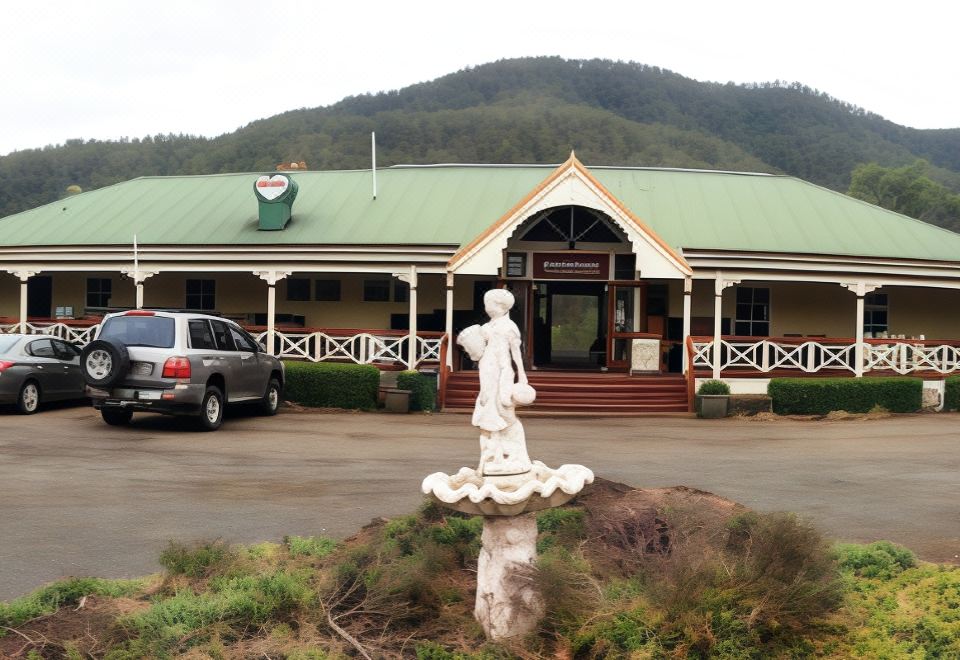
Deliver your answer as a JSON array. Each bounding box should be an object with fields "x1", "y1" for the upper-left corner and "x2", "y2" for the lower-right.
[{"x1": 458, "y1": 288, "x2": 535, "y2": 476}]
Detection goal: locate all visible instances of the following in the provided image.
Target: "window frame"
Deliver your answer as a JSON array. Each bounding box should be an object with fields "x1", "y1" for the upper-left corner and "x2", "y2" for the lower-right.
[
  {"x1": 314, "y1": 279, "x2": 341, "y2": 302},
  {"x1": 86, "y1": 277, "x2": 113, "y2": 308},
  {"x1": 733, "y1": 286, "x2": 771, "y2": 337},
  {"x1": 285, "y1": 277, "x2": 311, "y2": 302},
  {"x1": 185, "y1": 279, "x2": 216, "y2": 311},
  {"x1": 363, "y1": 279, "x2": 391, "y2": 303},
  {"x1": 863, "y1": 292, "x2": 889, "y2": 337}
]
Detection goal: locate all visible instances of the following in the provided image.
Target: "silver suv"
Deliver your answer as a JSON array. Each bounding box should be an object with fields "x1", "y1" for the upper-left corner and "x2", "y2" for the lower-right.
[{"x1": 81, "y1": 311, "x2": 284, "y2": 431}]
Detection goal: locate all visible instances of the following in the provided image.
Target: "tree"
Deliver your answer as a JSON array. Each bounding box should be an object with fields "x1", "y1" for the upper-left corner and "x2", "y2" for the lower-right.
[{"x1": 848, "y1": 160, "x2": 960, "y2": 230}]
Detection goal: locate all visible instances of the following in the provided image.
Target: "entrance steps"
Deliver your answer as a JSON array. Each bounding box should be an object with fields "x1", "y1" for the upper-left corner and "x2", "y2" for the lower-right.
[{"x1": 443, "y1": 371, "x2": 690, "y2": 414}]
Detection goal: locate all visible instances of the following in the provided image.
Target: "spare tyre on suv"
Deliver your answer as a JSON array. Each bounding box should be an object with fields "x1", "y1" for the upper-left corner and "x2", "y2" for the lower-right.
[{"x1": 82, "y1": 311, "x2": 285, "y2": 431}]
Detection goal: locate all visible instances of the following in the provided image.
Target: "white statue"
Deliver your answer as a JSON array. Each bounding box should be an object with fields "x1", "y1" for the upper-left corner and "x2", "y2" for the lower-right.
[{"x1": 458, "y1": 288, "x2": 536, "y2": 476}]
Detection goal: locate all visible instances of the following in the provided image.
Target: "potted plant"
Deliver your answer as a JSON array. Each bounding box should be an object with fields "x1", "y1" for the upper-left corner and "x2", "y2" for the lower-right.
[{"x1": 697, "y1": 379, "x2": 731, "y2": 418}]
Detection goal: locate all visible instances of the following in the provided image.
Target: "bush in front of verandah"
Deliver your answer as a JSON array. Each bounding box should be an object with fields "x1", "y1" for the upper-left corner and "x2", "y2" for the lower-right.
[
  {"x1": 697, "y1": 379, "x2": 731, "y2": 395},
  {"x1": 696, "y1": 379, "x2": 731, "y2": 418},
  {"x1": 282, "y1": 361, "x2": 380, "y2": 410},
  {"x1": 944, "y1": 376, "x2": 960, "y2": 411},
  {"x1": 396, "y1": 370, "x2": 437, "y2": 412},
  {"x1": 767, "y1": 377, "x2": 923, "y2": 415}
]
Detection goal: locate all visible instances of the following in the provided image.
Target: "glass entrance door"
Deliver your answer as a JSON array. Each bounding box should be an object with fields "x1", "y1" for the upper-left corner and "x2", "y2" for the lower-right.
[{"x1": 532, "y1": 282, "x2": 606, "y2": 369}]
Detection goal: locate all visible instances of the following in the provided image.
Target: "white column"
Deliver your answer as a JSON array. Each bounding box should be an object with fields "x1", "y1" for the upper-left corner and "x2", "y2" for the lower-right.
[
  {"x1": 407, "y1": 265, "x2": 418, "y2": 370},
  {"x1": 445, "y1": 271, "x2": 454, "y2": 369},
  {"x1": 7, "y1": 270, "x2": 37, "y2": 333},
  {"x1": 712, "y1": 273, "x2": 740, "y2": 380},
  {"x1": 682, "y1": 277, "x2": 692, "y2": 374},
  {"x1": 855, "y1": 294, "x2": 865, "y2": 378},
  {"x1": 19, "y1": 277, "x2": 29, "y2": 333},
  {"x1": 255, "y1": 271, "x2": 291, "y2": 356},
  {"x1": 843, "y1": 282, "x2": 879, "y2": 378},
  {"x1": 123, "y1": 270, "x2": 157, "y2": 309}
]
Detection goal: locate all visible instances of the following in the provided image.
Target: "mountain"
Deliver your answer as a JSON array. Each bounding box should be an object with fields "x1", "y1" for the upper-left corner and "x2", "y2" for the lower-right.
[{"x1": 2, "y1": 56, "x2": 959, "y2": 226}]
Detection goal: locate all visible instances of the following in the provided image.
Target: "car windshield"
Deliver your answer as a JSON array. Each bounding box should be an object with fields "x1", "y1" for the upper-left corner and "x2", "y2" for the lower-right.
[
  {"x1": 0, "y1": 336, "x2": 19, "y2": 354},
  {"x1": 99, "y1": 316, "x2": 176, "y2": 348}
]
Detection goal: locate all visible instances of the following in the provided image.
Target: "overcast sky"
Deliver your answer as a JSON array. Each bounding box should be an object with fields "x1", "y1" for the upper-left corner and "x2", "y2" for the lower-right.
[{"x1": 0, "y1": 1, "x2": 956, "y2": 156}]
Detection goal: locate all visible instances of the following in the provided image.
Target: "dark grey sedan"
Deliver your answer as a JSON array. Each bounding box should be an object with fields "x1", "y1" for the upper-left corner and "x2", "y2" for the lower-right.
[{"x1": 0, "y1": 334, "x2": 85, "y2": 414}]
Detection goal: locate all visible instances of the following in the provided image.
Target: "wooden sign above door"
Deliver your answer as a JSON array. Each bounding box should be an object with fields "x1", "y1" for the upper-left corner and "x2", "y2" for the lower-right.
[{"x1": 531, "y1": 252, "x2": 610, "y2": 280}]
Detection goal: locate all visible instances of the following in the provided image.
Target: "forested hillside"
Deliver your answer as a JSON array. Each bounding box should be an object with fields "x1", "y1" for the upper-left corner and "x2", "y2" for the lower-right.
[{"x1": 2, "y1": 57, "x2": 959, "y2": 228}]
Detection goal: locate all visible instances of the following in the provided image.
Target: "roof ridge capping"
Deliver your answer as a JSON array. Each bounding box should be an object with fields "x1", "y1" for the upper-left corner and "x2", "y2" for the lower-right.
[{"x1": 387, "y1": 162, "x2": 782, "y2": 176}]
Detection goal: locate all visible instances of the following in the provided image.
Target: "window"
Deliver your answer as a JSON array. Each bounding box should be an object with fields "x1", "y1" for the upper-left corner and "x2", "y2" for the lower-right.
[
  {"x1": 734, "y1": 287, "x2": 770, "y2": 336},
  {"x1": 394, "y1": 280, "x2": 409, "y2": 303},
  {"x1": 315, "y1": 279, "x2": 341, "y2": 301},
  {"x1": 230, "y1": 326, "x2": 259, "y2": 352},
  {"x1": 363, "y1": 279, "x2": 391, "y2": 302},
  {"x1": 186, "y1": 279, "x2": 216, "y2": 310},
  {"x1": 27, "y1": 338, "x2": 56, "y2": 358},
  {"x1": 86, "y1": 278, "x2": 112, "y2": 308},
  {"x1": 286, "y1": 278, "x2": 310, "y2": 301},
  {"x1": 209, "y1": 320, "x2": 233, "y2": 350},
  {"x1": 52, "y1": 340, "x2": 80, "y2": 360},
  {"x1": 614, "y1": 254, "x2": 636, "y2": 280},
  {"x1": 188, "y1": 320, "x2": 217, "y2": 350},
  {"x1": 98, "y1": 316, "x2": 176, "y2": 348},
  {"x1": 864, "y1": 293, "x2": 888, "y2": 337}
]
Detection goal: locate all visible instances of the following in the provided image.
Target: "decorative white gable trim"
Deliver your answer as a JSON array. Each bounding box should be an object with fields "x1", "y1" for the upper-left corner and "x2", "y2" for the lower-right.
[{"x1": 448, "y1": 154, "x2": 692, "y2": 278}]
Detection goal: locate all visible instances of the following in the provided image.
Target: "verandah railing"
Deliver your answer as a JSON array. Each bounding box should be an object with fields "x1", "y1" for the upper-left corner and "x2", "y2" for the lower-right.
[
  {"x1": 0, "y1": 320, "x2": 101, "y2": 345},
  {"x1": 0, "y1": 319, "x2": 446, "y2": 368},
  {"x1": 250, "y1": 328, "x2": 445, "y2": 368},
  {"x1": 689, "y1": 336, "x2": 960, "y2": 376}
]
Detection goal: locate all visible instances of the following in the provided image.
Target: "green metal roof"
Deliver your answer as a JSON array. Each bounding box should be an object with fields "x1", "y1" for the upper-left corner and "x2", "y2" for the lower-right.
[{"x1": 1, "y1": 164, "x2": 959, "y2": 263}]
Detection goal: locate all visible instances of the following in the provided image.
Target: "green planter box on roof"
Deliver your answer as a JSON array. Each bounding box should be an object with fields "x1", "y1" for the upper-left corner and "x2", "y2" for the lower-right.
[{"x1": 254, "y1": 173, "x2": 298, "y2": 230}]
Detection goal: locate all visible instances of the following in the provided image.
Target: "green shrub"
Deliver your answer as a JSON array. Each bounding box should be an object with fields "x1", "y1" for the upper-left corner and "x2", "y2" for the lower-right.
[
  {"x1": 697, "y1": 379, "x2": 730, "y2": 395},
  {"x1": 285, "y1": 535, "x2": 338, "y2": 559},
  {"x1": 0, "y1": 577, "x2": 143, "y2": 629},
  {"x1": 767, "y1": 377, "x2": 922, "y2": 415},
  {"x1": 282, "y1": 361, "x2": 379, "y2": 410},
  {"x1": 944, "y1": 376, "x2": 960, "y2": 411},
  {"x1": 834, "y1": 541, "x2": 916, "y2": 579},
  {"x1": 397, "y1": 370, "x2": 437, "y2": 412},
  {"x1": 537, "y1": 507, "x2": 587, "y2": 552},
  {"x1": 159, "y1": 541, "x2": 235, "y2": 578}
]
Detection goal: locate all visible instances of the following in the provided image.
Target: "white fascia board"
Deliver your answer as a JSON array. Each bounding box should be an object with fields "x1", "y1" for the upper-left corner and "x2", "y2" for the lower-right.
[
  {"x1": 689, "y1": 270, "x2": 960, "y2": 289},
  {"x1": 0, "y1": 261, "x2": 449, "y2": 275},
  {"x1": 688, "y1": 261, "x2": 960, "y2": 282},
  {"x1": 454, "y1": 168, "x2": 690, "y2": 278}
]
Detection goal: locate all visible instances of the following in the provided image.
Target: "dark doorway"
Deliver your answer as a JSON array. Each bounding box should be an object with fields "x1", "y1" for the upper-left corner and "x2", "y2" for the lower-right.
[
  {"x1": 27, "y1": 276, "x2": 52, "y2": 318},
  {"x1": 532, "y1": 281, "x2": 607, "y2": 369}
]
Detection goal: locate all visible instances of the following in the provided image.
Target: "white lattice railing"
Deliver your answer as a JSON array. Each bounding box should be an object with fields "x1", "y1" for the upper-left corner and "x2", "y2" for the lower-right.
[
  {"x1": 0, "y1": 321, "x2": 100, "y2": 345},
  {"x1": 691, "y1": 337, "x2": 960, "y2": 376},
  {"x1": 254, "y1": 329, "x2": 446, "y2": 367}
]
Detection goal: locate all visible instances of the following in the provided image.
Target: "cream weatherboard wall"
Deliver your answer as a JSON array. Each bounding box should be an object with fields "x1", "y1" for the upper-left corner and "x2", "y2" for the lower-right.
[{"x1": 665, "y1": 281, "x2": 960, "y2": 339}]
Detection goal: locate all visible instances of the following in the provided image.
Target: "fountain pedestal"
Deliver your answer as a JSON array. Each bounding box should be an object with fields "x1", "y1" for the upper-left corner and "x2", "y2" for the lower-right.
[{"x1": 475, "y1": 514, "x2": 543, "y2": 640}]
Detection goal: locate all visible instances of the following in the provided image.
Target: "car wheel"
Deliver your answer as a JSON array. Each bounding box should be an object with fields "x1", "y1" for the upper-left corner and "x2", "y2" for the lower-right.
[
  {"x1": 197, "y1": 386, "x2": 224, "y2": 431},
  {"x1": 259, "y1": 378, "x2": 281, "y2": 416},
  {"x1": 16, "y1": 381, "x2": 40, "y2": 415},
  {"x1": 80, "y1": 339, "x2": 130, "y2": 388},
  {"x1": 101, "y1": 408, "x2": 134, "y2": 426}
]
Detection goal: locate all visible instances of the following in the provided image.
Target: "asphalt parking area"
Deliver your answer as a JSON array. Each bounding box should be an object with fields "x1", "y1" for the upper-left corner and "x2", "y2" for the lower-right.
[{"x1": 1, "y1": 404, "x2": 958, "y2": 600}]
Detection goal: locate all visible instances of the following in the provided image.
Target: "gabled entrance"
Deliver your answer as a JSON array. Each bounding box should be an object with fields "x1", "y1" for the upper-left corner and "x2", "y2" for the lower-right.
[{"x1": 444, "y1": 154, "x2": 694, "y2": 412}]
